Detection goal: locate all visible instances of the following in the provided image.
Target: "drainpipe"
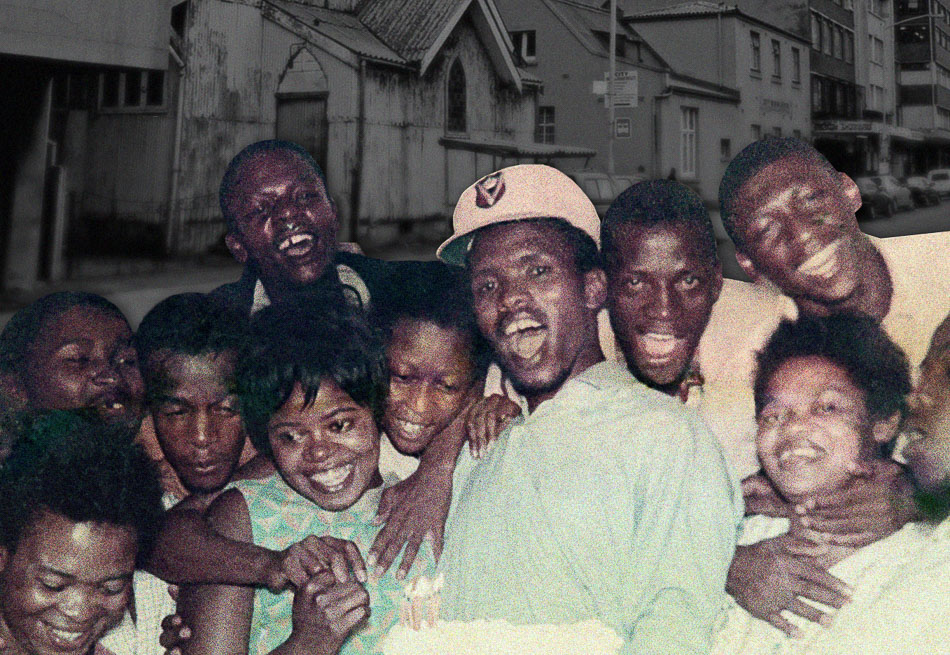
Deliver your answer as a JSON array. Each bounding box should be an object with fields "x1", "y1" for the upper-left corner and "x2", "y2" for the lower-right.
[
  {"x1": 653, "y1": 75, "x2": 673, "y2": 178},
  {"x1": 350, "y1": 58, "x2": 366, "y2": 244},
  {"x1": 166, "y1": 43, "x2": 186, "y2": 255}
]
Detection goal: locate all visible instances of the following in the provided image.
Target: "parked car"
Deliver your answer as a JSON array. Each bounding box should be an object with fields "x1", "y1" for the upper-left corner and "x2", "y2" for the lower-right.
[
  {"x1": 853, "y1": 176, "x2": 887, "y2": 220},
  {"x1": 927, "y1": 168, "x2": 950, "y2": 197},
  {"x1": 903, "y1": 175, "x2": 941, "y2": 207},
  {"x1": 566, "y1": 169, "x2": 645, "y2": 217},
  {"x1": 869, "y1": 175, "x2": 915, "y2": 212}
]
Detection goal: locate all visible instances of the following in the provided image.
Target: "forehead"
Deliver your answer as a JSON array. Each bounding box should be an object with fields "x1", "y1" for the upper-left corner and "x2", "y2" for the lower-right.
[
  {"x1": 150, "y1": 351, "x2": 237, "y2": 390},
  {"x1": 389, "y1": 319, "x2": 473, "y2": 366},
  {"x1": 232, "y1": 150, "x2": 324, "y2": 195},
  {"x1": 15, "y1": 510, "x2": 137, "y2": 572},
  {"x1": 766, "y1": 355, "x2": 862, "y2": 398},
  {"x1": 34, "y1": 305, "x2": 130, "y2": 350},
  {"x1": 469, "y1": 221, "x2": 575, "y2": 271},
  {"x1": 274, "y1": 379, "x2": 360, "y2": 420},
  {"x1": 735, "y1": 155, "x2": 837, "y2": 212},
  {"x1": 609, "y1": 222, "x2": 711, "y2": 269}
]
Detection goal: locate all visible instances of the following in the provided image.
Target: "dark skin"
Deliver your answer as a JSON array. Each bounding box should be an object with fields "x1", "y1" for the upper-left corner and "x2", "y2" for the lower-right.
[{"x1": 368, "y1": 221, "x2": 606, "y2": 576}]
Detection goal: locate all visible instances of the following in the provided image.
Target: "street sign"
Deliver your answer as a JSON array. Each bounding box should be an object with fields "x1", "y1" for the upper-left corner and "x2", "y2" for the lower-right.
[
  {"x1": 615, "y1": 117, "x2": 631, "y2": 138},
  {"x1": 604, "y1": 70, "x2": 638, "y2": 107}
]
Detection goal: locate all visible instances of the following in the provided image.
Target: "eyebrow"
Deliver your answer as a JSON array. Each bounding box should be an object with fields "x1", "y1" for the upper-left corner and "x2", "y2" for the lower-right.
[{"x1": 37, "y1": 564, "x2": 132, "y2": 584}]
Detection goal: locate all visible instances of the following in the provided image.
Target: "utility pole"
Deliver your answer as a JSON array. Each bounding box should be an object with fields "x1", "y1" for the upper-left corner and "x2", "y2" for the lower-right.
[{"x1": 608, "y1": 0, "x2": 616, "y2": 174}]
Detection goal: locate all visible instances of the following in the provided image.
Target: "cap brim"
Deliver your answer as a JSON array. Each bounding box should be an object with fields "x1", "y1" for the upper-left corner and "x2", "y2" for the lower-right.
[{"x1": 436, "y1": 232, "x2": 475, "y2": 267}]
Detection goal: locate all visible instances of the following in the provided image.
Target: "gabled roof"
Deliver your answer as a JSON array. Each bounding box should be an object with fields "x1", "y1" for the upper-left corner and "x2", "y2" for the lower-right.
[
  {"x1": 632, "y1": 1, "x2": 736, "y2": 19},
  {"x1": 269, "y1": 0, "x2": 406, "y2": 65},
  {"x1": 358, "y1": 0, "x2": 522, "y2": 87},
  {"x1": 540, "y1": 0, "x2": 668, "y2": 68}
]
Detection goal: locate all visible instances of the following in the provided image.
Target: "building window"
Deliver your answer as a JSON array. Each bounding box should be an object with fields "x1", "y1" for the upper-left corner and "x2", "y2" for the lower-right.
[
  {"x1": 750, "y1": 31, "x2": 761, "y2": 72},
  {"x1": 535, "y1": 105, "x2": 555, "y2": 143},
  {"x1": 792, "y1": 48, "x2": 801, "y2": 83},
  {"x1": 844, "y1": 30, "x2": 854, "y2": 63},
  {"x1": 720, "y1": 138, "x2": 731, "y2": 161},
  {"x1": 811, "y1": 14, "x2": 820, "y2": 50},
  {"x1": 511, "y1": 30, "x2": 536, "y2": 64},
  {"x1": 773, "y1": 126, "x2": 782, "y2": 137},
  {"x1": 822, "y1": 20, "x2": 832, "y2": 55},
  {"x1": 812, "y1": 76, "x2": 822, "y2": 113},
  {"x1": 446, "y1": 59, "x2": 467, "y2": 133},
  {"x1": 751, "y1": 124, "x2": 762, "y2": 140},
  {"x1": 680, "y1": 107, "x2": 697, "y2": 177},
  {"x1": 833, "y1": 25, "x2": 843, "y2": 59},
  {"x1": 99, "y1": 69, "x2": 165, "y2": 111},
  {"x1": 772, "y1": 39, "x2": 781, "y2": 78},
  {"x1": 793, "y1": 129, "x2": 802, "y2": 139}
]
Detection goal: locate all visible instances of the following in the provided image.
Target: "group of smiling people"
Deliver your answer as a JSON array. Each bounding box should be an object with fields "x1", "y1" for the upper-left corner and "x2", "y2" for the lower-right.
[{"x1": 0, "y1": 135, "x2": 949, "y2": 655}]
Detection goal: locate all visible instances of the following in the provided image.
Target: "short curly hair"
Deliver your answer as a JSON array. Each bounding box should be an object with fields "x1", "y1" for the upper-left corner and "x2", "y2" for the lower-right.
[
  {"x1": 371, "y1": 262, "x2": 492, "y2": 378},
  {"x1": 603, "y1": 179, "x2": 718, "y2": 268},
  {"x1": 236, "y1": 290, "x2": 387, "y2": 457},
  {"x1": 719, "y1": 137, "x2": 839, "y2": 251},
  {"x1": 754, "y1": 313, "x2": 911, "y2": 434},
  {"x1": 136, "y1": 293, "x2": 250, "y2": 404},
  {"x1": 0, "y1": 410, "x2": 164, "y2": 566}
]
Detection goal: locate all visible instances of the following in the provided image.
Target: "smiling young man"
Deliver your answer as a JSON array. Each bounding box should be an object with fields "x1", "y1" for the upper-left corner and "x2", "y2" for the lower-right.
[
  {"x1": 0, "y1": 411, "x2": 165, "y2": 655},
  {"x1": 212, "y1": 140, "x2": 400, "y2": 317},
  {"x1": 429, "y1": 165, "x2": 740, "y2": 653},
  {"x1": 0, "y1": 292, "x2": 145, "y2": 434}
]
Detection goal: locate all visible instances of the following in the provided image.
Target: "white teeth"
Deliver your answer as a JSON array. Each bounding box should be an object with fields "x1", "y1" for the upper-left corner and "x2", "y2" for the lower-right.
[
  {"x1": 778, "y1": 446, "x2": 821, "y2": 465},
  {"x1": 396, "y1": 419, "x2": 427, "y2": 439},
  {"x1": 310, "y1": 464, "x2": 353, "y2": 492},
  {"x1": 278, "y1": 233, "x2": 314, "y2": 251},
  {"x1": 637, "y1": 333, "x2": 679, "y2": 358},
  {"x1": 510, "y1": 331, "x2": 545, "y2": 360},
  {"x1": 798, "y1": 241, "x2": 840, "y2": 277},
  {"x1": 504, "y1": 318, "x2": 543, "y2": 336},
  {"x1": 50, "y1": 627, "x2": 83, "y2": 641}
]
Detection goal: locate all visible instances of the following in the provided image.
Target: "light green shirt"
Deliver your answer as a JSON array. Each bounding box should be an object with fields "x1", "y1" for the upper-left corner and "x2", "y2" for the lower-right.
[{"x1": 440, "y1": 360, "x2": 741, "y2": 654}]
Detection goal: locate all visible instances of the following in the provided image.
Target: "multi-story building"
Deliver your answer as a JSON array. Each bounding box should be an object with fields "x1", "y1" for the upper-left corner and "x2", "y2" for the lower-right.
[
  {"x1": 894, "y1": 0, "x2": 950, "y2": 170},
  {"x1": 624, "y1": 2, "x2": 811, "y2": 189},
  {"x1": 853, "y1": 0, "x2": 899, "y2": 174},
  {"x1": 496, "y1": 0, "x2": 744, "y2": 204}
]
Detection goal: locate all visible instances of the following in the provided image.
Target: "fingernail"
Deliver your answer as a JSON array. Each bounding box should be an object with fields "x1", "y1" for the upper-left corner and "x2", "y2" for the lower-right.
[
  {"x1": 819, "y1": 614, "x2": 834, "y2": 628},
  {"x1": 180, "y1": 628, "x2": 191, "y2": 639},
  {"x1": 374, "y1": 565, "x2": 385, "y2": 578},
  {"x1": 356, "y1": 569, "x2": 367, "y2": 583},
  {"x1": 366, "y1": 553, "x2": 377, "y2": 568},
  {"x1": 396, "y1": 569, "x2": 406, "y2": 580}
]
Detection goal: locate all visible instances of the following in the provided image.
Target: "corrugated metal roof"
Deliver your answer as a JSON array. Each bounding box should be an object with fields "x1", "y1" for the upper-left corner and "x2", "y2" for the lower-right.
[
  {"x1": 631, "y1": 1, "x2": 736, "y2": 18},
  {"x1": 359, "y1": 0, "x2": 465, "y2": 63},
  {"x1": 268, "y1": 0, "x2": 407, "y2": 65}
]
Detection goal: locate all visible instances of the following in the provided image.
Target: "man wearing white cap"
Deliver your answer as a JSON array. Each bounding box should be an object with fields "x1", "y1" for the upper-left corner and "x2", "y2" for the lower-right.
[{"x1": 432, "y1": 164, "x2": 740, "y2": 653}]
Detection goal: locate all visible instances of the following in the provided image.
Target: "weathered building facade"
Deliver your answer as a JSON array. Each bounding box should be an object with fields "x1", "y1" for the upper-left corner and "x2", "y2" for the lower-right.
[
  {"x1": 0, "y1": 0, "x2": 171, "y2": 290},
  {"x1": 2, "y1": 0, "x2": 593, "y2": 289}
]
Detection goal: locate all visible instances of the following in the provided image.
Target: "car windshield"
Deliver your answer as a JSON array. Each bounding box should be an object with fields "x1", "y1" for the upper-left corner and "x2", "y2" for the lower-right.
[{"x1": 932, "y1": 172, "x2": 950, "y2": 181}]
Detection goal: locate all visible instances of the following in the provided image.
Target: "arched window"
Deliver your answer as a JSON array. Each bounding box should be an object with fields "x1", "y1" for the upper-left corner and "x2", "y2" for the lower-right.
[{"x1": 447, "y1": 59, "x2": 467, "y2": 133}]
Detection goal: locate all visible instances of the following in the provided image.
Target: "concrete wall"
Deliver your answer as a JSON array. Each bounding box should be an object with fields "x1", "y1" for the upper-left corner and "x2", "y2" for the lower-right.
[{"x1": 497, "y1": 0, "x2": 670, "y2": 177}]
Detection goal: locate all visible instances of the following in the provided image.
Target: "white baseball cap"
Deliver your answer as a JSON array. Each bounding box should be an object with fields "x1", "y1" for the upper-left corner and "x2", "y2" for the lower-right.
[{"x1": 437, "y1": 164, "x2": 600, "y2": 266}]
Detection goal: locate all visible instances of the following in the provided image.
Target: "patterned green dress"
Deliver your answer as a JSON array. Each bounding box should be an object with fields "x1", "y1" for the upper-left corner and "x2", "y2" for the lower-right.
[{"x1": 230, "y1": 472, "x2": 437, "y2": 655}]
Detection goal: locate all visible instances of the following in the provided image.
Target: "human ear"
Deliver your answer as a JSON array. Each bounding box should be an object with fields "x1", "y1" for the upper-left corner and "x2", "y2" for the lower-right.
[
  {"x1": 735, "y1": 251, "x2": 760, "y2": 282},
  {"x1": 224, "y1": 232, "x2": 249, "y2": 264},
  {"x1": 583, "y1": 268, "x2": 607, "y2": 311},
  {"x1": 839, "y1": 172, "x2": 862, "y2": 214},
  {"x1": 871, "y1": 411, "x2": 902, "y2": 444}
]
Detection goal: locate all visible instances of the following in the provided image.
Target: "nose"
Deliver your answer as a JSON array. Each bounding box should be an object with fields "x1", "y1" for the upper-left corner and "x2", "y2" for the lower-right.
[
  {"x1": 646, "y1": 283, "x2": 676, "y2": 319},
  {"x1": 302, "y1": 434, "x2": 332, "y2": 464},
  {"x1": 408, "y1": 384, "x2": 436, "y2": 419},
  {"x1": 92, "y1": 360, "x2": 118, "y2": 386},
  {"x1": 58, "y1": 586, "x2": 101, "y2": 624},
  {"x1": 907, "y1": 390, "x2": 933, "y2": 413},
  {"x1": 498, "y1": 277, "x2": 529, "y2": 311},
  {"x1": 192, "y1": 411, "x2": 211, "y2": 447}
]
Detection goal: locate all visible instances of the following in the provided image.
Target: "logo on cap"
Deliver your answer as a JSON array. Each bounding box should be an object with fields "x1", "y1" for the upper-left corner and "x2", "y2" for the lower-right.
[{"x1": 474, "y1": 172, "x2": 506, "y2": 208}]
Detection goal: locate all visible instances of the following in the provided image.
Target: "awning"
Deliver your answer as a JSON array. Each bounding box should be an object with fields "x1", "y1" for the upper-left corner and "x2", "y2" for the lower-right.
[{"x1": 439, "y1": 136, "x2": 596, "y2": 158}]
